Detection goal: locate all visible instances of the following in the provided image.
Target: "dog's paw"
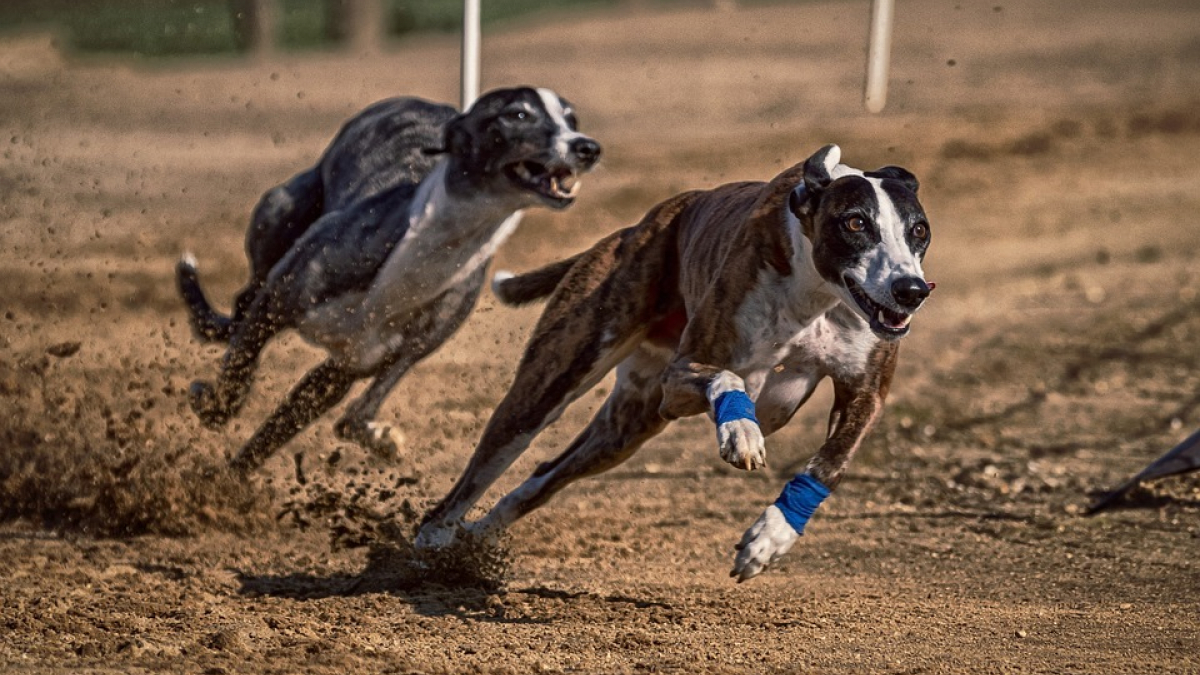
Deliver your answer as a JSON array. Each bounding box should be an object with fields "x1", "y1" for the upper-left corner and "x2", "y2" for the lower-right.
[
  {"x1": 335, "y1": 418, "x2": 405, "y2": 460},
  {"x1": 189, "y1": 380, "x2": 231, "y2": 429},
  {"x1": 717, "y1": 418, "x2": 767, "y2": 470},
  {"x1": 414, "y1": 520, "x2": 462, "y2": 551},
  {"x1": 730, "y1": 505, "x2": 799, "y2": 582}
]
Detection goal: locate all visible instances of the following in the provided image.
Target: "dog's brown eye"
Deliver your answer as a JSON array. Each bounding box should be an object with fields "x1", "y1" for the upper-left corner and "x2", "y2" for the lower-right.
[
  {"x1": 845, "y1": 216, "x2": 866, "y2": 233},
  {"x1": 502, "y1": 110, "x2": 529, "y2": 123},
  {"x1": 911, "y1": 222, "x2": 929, "y2": 239}
]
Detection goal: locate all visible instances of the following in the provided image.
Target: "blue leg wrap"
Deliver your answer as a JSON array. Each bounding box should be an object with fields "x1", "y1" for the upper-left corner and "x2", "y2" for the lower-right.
[
  {"x1": 773, "y1": 473, "x2": 830, "y2": 535},
  {"x1": 714, "y1": 390, "x2": 757, "y2": 425}
]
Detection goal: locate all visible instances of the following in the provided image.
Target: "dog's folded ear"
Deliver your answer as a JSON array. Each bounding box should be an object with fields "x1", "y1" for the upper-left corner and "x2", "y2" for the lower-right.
[
  {"x1": 442, "y1": 113, "x2": 475, "y2": 160},
  {"x1": 866, "y1": 166, "x2": 920, "y2": 193},
  {"x1": 789, "y1": 144, "x2": 841, "y2": 218},
  {"x1": 802, "y1": 144, "x2": 840, "y2": 196}
]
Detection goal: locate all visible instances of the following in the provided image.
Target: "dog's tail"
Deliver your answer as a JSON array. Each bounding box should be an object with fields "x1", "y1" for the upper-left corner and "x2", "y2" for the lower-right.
[
  {"x1": 491, "y1": 252, "x2": 584, "y2": 306},
  {"x1": 176, "y1": 252, "x2": 233, "y2": 343}
]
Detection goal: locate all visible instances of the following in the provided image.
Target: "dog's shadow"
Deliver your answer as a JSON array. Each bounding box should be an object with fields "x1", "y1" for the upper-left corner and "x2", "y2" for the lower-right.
[
  {"x1": 232, "y1": 536, "x2": 676, "y2": 622},
  {"x1": 233, "y1": 537, "x2": 537, "y2": 620},
  {"x1": 1084, "y1": 485, "x2": 1200, "y2": 515}
]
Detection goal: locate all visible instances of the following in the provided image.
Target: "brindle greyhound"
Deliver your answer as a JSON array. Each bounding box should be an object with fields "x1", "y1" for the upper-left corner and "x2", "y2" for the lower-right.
[
  {"x1": 177, "y1": 87, "x2": 600, "y2": 471},
  {"x1": 415, "y1": 144, "x2": 934, "y2": 581}
]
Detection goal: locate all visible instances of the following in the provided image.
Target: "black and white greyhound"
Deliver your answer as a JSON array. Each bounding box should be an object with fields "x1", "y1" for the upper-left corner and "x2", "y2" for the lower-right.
[{"x1": 177, "y1": 87, "x2": 601, "y2": 471}]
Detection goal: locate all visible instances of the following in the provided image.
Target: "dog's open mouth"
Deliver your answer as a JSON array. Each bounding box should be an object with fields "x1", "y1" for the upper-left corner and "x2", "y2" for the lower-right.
[
  {"x1": 844, "y1": 276, "x2": 912, "y2": 339},
  {"x1": 506, "y1": 160, "x2": 581, "y2": 205}
]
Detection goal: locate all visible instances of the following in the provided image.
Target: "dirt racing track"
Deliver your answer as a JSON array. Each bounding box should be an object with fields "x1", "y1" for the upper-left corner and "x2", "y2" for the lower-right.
[{"x1": 1, "y1": 1, "x2": 1199, "y2": 672}]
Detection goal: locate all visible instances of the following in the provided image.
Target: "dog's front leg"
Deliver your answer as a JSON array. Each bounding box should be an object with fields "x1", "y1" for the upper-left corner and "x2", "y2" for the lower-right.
[
  {"x1": 661, "y1": 360, "x2": 766, "y2": 471},
  {"x1": 707, "y1": 370, "x2": 767, "y2": 471},
  {"x1": 731, "y1": 341, "x2": 898, "y2": 582}
]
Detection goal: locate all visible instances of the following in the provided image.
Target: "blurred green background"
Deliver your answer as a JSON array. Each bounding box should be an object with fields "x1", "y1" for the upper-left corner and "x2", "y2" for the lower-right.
[{"x1": 0, "y1": 0, "x2": 632, "y2": 57}]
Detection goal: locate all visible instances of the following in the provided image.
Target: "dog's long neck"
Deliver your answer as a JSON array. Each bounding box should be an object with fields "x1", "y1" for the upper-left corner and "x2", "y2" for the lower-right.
[
  {"x1": 294, "y1": 158, "x2": 526, "y2": 370},
  {"x1": 361, "y1": 159, "x2": 524, "y2": 318},
  {"x1": 781, "y1": 223, "x2": 844, "y2": 323},
  {"x1": 407, "y1": 159, "x2": 524, "y2": 240}
]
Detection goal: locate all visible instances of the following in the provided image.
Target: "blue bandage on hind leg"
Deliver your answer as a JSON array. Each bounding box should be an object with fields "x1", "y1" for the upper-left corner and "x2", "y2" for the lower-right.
[
  {"x1": 774, "y1": 473, "x2": 831, "y2": 535},
  {"x1": 714, "y1": 390, "x2": 758, "y2": 425}
]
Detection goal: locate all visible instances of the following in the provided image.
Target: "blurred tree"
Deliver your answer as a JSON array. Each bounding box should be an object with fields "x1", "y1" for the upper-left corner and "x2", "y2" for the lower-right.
[
  {"x1": 325, "y1": 0, "x2": 382, "y2": 53},
  {"x1": 230, "y1": 0, "x2": 275, "y2": 54}
]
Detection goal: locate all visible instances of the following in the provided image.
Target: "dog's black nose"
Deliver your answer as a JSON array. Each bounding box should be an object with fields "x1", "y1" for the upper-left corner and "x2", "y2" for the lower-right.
[
  {"x1": 570, "y1": 137, "x2": 602, "y2": 166},
  {"x1": 891, "y1": 276, "x2": 931, "y2": 310}
]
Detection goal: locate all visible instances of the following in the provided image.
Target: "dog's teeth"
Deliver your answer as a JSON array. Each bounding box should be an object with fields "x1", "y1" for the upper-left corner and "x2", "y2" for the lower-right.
[
  {"x1": 550, "y1": 174, "x2": 581, "y2": 198},
  {"x1": 877, "y1": 309, "x2": 913, "y2": 330},
  {"x1": 515, "y1": 163, "x2": 534, "y2": 181}
]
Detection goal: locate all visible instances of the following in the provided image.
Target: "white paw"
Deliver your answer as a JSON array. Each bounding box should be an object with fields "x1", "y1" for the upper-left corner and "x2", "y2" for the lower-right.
[
  {"x1": 717, "y1": 418, "x2": 767, "y2": 470},
  {"x1": 730, "y1": 505, "x2": 799, "y2": 582},
  {"x1": 414, "y1": 521, "x2": 460, "y2": 551},
  {"x1": 366, "y1": 421, "x2": 405, "y2": 458},
  {"x1": 335, "y1": 418, "x2": 404, "y2": 460}
]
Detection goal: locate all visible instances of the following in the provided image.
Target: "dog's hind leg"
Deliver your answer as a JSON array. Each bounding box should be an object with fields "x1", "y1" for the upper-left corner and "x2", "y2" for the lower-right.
[
  {"x1": 473, "y1": 346, "x2": 671, "y2": 541},
  {"x1": 188, "y1": 290, "x2": 298, "y2": 429},
  {"x1": 414, "y1": 327, "x2": 638, "y2": 550},
  {"x1": 176, "y1": 253, "x2": 234, "y2": 343},
  {"x1": 335, "y1": 270, "x2": 487, "y2": 459},
  {"x1": 176, "y1": 170, "x2": 325, "y2": 344},
  {"x1": 232, "y1": 169, "x2": 326, "y2": 327},
  {"x1": 416, "y1": 282, "x2": 654, "y2": 547},
  {"x1": 332, "y1": 349, "x2": 423, "y2": 460},
  {"x1": 229, "y1": 359, "x2": 358, "y2": 472},
  {"x1": 416, "y1": 201, "x2": 687, "y2": 550}
]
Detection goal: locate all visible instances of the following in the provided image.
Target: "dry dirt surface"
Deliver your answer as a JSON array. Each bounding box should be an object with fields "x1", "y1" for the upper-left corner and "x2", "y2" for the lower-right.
[{"x1": 2, "y1": 1, "x2": 1200, "y2": 673}]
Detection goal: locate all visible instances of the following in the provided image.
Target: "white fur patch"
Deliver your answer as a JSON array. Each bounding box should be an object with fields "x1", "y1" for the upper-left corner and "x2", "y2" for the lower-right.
[
  {"x1": 707, "y1": 370, "x2": 748, "y2": 401},
  {"x1": 731, "y1": 504, "x2": 799, "y2": 582},
  {"x1": 536, "y1": 87, "x2": 586, "y2": 158},
  {"x1": 536, "y1": 87, "x2": 570, "y2": 127},
  {"x1": 491, "y1": 270, "x2": 514, "y2": 295},
  {"x1": 822, "y1": 144, "x2": 842, "y2": 175}
]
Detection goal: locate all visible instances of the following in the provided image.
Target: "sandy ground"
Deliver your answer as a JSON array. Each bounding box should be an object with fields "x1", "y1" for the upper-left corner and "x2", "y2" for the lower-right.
[{"x1": 2, "y1": 0, "x2": 1199, "y2": 672}]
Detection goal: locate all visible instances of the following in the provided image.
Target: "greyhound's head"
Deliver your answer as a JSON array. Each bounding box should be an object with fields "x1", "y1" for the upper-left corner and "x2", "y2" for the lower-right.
[
  {"x1": 440, "y1": 86, "x2": 601, "y2": 209},
  {"x1": 788, "y1": 144, "x2": 933, "y2": 340}
]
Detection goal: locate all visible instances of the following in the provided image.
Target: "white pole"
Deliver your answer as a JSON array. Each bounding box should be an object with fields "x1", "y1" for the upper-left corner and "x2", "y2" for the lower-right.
[
  {"x1": 863, "y1": 0, "x2": 894, "y2": 114},
  {"x1": 461, "y1": 0, "x2": 481, "y2": 110}
]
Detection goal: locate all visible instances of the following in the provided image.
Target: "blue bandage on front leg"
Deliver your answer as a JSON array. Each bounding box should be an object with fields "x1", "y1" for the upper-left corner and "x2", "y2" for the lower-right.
[
  {"x1": 773, "y1": 473, "x2": 831, "y2": 535},
  {"x1": 714, "y1": 390, "x2": 758, "y2": 425}
]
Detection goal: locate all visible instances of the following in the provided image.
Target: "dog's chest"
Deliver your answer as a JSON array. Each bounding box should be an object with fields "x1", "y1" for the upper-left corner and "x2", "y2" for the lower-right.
[
  {"x1": 731, "y1": 274, "x2": 877, "y2": 377},
  {"x1": 369, "y1": 170, "x2": 520, "y2": 311},
  {"x1": 296, "y1": 166, "x2": 521, "y2": 361}
]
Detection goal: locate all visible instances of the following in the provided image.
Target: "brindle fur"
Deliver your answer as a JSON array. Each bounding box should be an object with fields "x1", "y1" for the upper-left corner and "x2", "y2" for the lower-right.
[{"x1": 418, "y1": 145, "x2": 930, "y2": 582}]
